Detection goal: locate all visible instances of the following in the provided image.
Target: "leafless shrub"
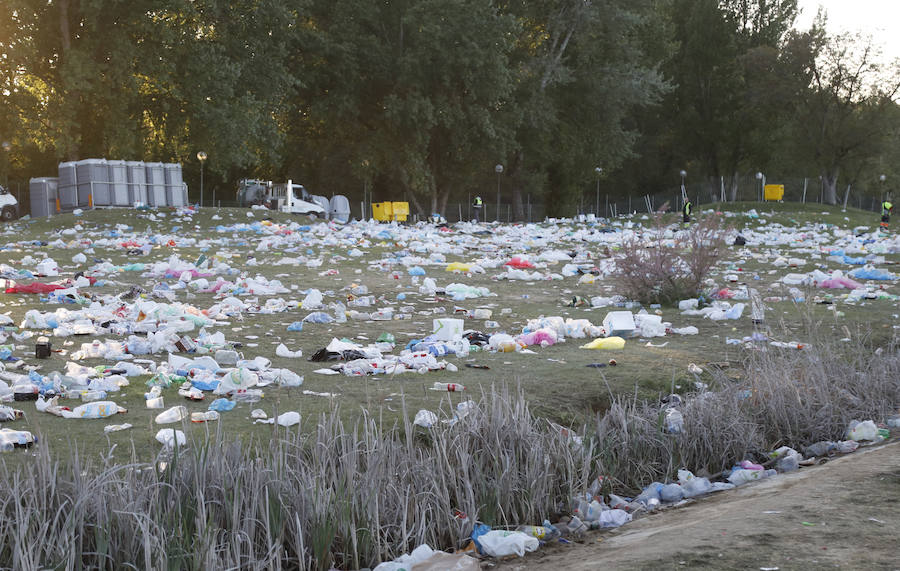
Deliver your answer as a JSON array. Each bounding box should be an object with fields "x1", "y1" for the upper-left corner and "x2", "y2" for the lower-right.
[{"x1": 610, "y1": 214, "x2": 728, "y2": 305}]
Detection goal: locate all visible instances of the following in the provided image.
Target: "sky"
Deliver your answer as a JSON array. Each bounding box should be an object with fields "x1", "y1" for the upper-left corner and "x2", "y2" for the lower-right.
[{"x1": 795, "y1": 0, "x2": 900, "y2": 62}]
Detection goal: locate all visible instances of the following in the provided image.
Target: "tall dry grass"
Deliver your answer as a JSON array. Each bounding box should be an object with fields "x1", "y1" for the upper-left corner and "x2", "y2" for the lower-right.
[{"x1": 0, "y1": 336, "x2": 896, "y2": 569}]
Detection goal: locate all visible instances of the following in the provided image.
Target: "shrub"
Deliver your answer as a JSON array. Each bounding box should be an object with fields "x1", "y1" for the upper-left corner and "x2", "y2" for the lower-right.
[{"x1": 610, "y1": 214, "x2": 728, "y2": 305}]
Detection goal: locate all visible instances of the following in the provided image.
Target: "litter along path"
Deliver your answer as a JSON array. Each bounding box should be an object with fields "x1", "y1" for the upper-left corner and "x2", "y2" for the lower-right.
[{"x1": 497, "y1": 439, "x2": 900, "y2": 570}]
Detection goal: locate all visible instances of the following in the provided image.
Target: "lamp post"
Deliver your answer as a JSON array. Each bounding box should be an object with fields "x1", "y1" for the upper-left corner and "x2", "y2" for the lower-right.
[
  {"x1": 494, "y1": 164, "x2": 503, "y2": 222},
  {"x1": 679, "y1": 169, "x2": 687, "y2": 203},
  {"x1": 880, "y1": 174, "x2": 886, "y2": 203},
  {"x1": 756, "y1": 171, "x2": 764, "y2": 201},
  {"x1": 197, "y1": 151, "x2": 208, "y2": 207},
  {"x1": 595, "y1": 167, "x2": 602, "y2": 216}
]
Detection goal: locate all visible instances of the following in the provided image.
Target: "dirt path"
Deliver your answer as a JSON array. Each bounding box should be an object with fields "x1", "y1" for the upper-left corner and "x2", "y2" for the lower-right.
[{"x1": 495, "y1": 440, "x2": 900, "y2": 570}]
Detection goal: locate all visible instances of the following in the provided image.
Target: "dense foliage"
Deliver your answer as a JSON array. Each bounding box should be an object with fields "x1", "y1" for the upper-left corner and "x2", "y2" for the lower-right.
[{"x1": 0, "y1": 0, "x2": 898, "y2": 213}]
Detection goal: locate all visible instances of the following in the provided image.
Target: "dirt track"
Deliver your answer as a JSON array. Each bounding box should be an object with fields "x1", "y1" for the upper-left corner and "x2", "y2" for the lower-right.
[{"x1": 494, "y1": 440, "x2": 900, "y2": 570}]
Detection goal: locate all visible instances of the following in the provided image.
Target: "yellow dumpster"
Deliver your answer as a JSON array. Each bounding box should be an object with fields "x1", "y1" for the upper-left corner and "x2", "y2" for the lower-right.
[
  {"x1": 372, "y1": 202, "x2": 393, "y2": 221},
  {"x1": 390, "y1": 201, "x2": 409, "y2": 222},
  {"x1": 764, "y1": 184, "x2": 784, "y2": 201}
]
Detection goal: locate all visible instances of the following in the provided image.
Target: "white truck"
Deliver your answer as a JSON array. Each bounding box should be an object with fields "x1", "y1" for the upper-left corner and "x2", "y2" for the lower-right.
[
  {"x1": 0, "y1": 185, "x2": 19, "y2": 220},
  {"x1": 237, "y1": 179, "x2": 326, "y2": 218}
]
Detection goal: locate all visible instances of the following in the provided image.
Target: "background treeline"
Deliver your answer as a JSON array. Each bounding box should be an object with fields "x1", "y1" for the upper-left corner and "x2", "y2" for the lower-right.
[{"x1": 1, "y1": 0, "x2": 898, "y2": 216}]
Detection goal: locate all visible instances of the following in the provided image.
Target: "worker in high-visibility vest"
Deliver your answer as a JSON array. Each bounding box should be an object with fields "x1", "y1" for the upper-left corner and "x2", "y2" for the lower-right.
[
  {"x1": 473, "y1": 196, "x2": 483, "y2": 223},
  {"x1": 881, "y1": 200, "x2": 893, "y2": 231},
  {"x1": 682, "y1": 200, "x2": 692, "y2": 228}
]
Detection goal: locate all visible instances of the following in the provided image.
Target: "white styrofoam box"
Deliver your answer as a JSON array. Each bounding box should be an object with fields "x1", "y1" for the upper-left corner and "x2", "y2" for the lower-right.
[
  {"x1": 432, "y1": 318, "x2": 464, "y2": 341},
  {"x1": 602, "y1": 311, "x2": 636, "y2": 337}
]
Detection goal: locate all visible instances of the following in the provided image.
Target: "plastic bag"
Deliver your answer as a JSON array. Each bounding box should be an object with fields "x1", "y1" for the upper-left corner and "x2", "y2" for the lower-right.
[
  {"x1": 847, "y1": 419, "x2": 879, "y2": 441},
  {"x1": 580, "y1": 336, "x2": 625, "y2": 350},
  {"x1": 477, "y1": 530, "x2": 539, "y2": 558},
  {"x1": 155, "y1": 428, "x2": 186, "y2": 449}
]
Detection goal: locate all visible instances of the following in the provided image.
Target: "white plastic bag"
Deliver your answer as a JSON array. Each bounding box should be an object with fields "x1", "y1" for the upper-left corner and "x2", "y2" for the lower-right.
[
  {"x1": 155, "y1": 428, "x2": 186, "y2": 449},
  {"x1": 275, "y1": 343, "x2": 303, "y2": 358},
  {"x1": 478, "y1": 530, "x2": 539, "y2": 558}
]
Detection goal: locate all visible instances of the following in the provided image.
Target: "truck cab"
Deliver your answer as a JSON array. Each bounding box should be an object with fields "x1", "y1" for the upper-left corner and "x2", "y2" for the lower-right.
[
  {"x1": 0, "y1": 186, "x2": 19, "y2": 220},
  {"x1": 271, "y1": 181, "x2": 326, "y2": 218}
]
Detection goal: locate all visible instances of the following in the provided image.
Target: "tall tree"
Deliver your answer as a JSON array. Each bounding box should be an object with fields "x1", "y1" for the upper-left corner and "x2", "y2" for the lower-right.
[
  {"x1": 780, "y1": 23, "x2": 900, "y2": 204},
  {"x1": 498, "y1": 0, "x2": 669, "y2": 217}
]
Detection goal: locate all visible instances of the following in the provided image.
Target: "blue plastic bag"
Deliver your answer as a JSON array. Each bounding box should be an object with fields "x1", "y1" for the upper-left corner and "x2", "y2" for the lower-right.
[{"x1": 209, "y1": 398, "x2": 236, "y2": 412}]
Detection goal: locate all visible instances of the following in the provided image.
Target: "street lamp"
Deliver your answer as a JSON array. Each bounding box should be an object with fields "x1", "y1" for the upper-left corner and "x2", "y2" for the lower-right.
[
  {"x1": 197, "y1": 151, "x2": 208, "y2": 207},
  {"x1": 495, "y1": 164, "x2": 503, "y2": 221},
  {"x1": 756, "y1": 171, "x2": 764, "y2": 201},
  {"x1": 595, "y1": 167, "x2": 602, "y2": 216},
  {"x1": 679, "y1": 169, "x2": 687, "y2": 202}
]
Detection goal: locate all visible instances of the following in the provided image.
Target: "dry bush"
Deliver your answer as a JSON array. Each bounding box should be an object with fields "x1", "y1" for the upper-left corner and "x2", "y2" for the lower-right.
[
  {"x1": 0, "y1": 336, "x2": 896, "y2": 568},
  {"x1": 611, "y1": 214, "x2": 728, "y2": 305}
]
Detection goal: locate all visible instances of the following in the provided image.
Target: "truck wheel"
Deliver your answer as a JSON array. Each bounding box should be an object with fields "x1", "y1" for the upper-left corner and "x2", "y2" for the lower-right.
[{"x1": 1, "y1": 207, "x2": 15, "y2": 221}]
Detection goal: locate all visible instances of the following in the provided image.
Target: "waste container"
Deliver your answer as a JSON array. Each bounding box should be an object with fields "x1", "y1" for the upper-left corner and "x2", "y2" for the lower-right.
[
  {"x1": 372, "y1": 202, "x2": 393, "y2": 221},
  {"x1": 390, "y1": 201, "x2": 409, "y2": 222},
  {"x1": 764, "y1": 184, "x2": 784, "y2": 201},
  {"x1": 329, "y1": 195, "x2": 351, "y2": 223}
]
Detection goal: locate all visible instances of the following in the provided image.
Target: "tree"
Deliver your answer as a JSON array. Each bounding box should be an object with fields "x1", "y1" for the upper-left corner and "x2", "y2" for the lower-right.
[
  {"x1": 501, "y1": 0, "x2": 669, "y2": 217},
  {"x1": 781, "y1": 23, "x2": 900, "y2": 204}
]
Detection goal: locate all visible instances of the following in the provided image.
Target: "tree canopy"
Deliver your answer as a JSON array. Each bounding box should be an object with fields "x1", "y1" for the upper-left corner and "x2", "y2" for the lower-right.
[{"x1": 1, "y1": 0, "x2": 898, "y2": 212}]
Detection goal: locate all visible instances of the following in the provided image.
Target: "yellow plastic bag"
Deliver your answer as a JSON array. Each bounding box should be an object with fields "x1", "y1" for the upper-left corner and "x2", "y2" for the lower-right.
[
  {"x1": 446, "y1": 262, "x2": 472, "y2": 273},
  {"x1": 580, "y1": 336, "x2": 626, "y2": 350}
]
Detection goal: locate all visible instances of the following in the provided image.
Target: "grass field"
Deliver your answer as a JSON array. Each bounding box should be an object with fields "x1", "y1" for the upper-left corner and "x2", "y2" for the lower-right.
[{"x1": 0, "y1": 201, "x2": 896, "y2": 466}]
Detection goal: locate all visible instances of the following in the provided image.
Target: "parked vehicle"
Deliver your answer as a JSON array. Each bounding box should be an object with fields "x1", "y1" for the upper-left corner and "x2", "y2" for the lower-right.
[
  {"x1": 0, "y1": 185, "x2": 19, "y2": 221},
  {"x1": 237, "y1": 179, "x2": 325, "y2": 218}
]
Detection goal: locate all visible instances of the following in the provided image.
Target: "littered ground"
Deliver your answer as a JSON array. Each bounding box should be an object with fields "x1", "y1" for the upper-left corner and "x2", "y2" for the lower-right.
[{"x1": 492, "y1": 439, "x2": 900, "y2": 570}]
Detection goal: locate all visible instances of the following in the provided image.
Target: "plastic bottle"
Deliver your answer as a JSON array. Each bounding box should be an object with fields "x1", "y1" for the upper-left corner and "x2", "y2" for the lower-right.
[
  {"x1": 432, "y1": 382, "x2": 465, "y2": 392},
  {"x1": 232, "y1": 389, "x2": 263, "y2": 403},
  {"x1": 516, "y1": 522, "x2": 561, "y2": 541},
  {"x1": 81, "y1": 390, "x2": 107, "y2": 402},
  {"x1": 190, "y1": 411, "x2": 220, "y2": 423},
  {"x1": 563, "y1": 516, "x2": 588, "y2": 536},
  {"x1": 154, "y1": 405, "x2": 188, "y2": 424},
  {"x1": 664, "y1": 408, "x2": 684, "y2": 434}
]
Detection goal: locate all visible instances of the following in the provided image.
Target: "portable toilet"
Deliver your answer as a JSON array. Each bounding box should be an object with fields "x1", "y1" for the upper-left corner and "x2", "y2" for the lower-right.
[
  {"x1": 76, "y1": 158, "x2": 109, "y2": 206},
  {"x1": 58, "y1": 161, "x2": 78, "y2": 210},
  {"x1": 329, "y1": 195, "x2": 351, "y2": 223},
  {"x1": 29, "y1": 178, "x2": 58, "y2": 217},
  {"x1": 145, "y1": 162, "x2": 167, "y2": 206},
  {"x1": 164, "y1": 163, "x2": 185, "y2": 206},
  {"x1": 126, "y1": 161, "x2": 148, "y2": 205},
  {"x1": 107, "y1": 160, "x2": 130, "y2": 206}
]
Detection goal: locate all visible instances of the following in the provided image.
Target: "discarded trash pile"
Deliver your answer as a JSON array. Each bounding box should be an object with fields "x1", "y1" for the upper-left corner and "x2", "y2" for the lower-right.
[{"x1": 0, "y1": 206, "x2": 896, "y2": 454}]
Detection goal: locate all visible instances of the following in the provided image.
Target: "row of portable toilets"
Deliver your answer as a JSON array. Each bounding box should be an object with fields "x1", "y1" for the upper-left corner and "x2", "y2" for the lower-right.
[{"x1": 29, "y1": 159, "x2": 188, "y2": 217}]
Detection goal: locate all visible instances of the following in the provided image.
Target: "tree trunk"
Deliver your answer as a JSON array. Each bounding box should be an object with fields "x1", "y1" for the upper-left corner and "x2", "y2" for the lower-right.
[
  {"x1": 728, "y1": 173, "x2": 739, "y2": 202},
  {"x1": 822, "y1": 171, "x2": 839, "y2": 205},
  {"x1": 405, "y1": 188, "x2": 425, "y2": 218},
  {"x1": 510, "y1": 150, "x2": 526, "y2": 221}
]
